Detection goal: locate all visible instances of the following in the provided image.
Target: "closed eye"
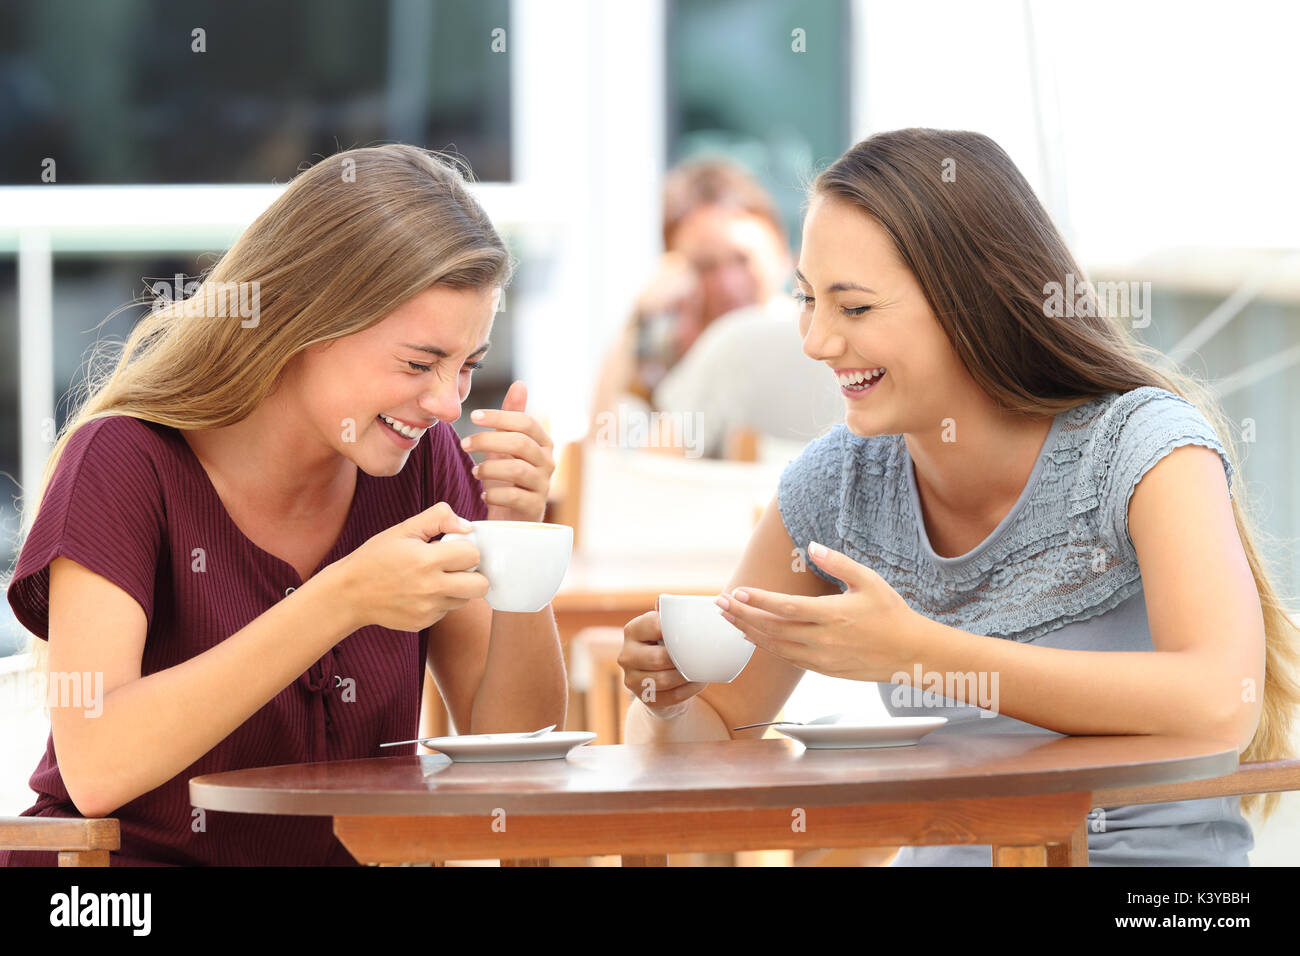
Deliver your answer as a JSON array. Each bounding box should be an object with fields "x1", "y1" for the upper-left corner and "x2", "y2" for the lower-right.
[
  {"x1": 408, "y1": 361, "x2": 484, "y2": 373},
  {"x1": 792, "y1": 291, "x2": 870, "y2": 317}
]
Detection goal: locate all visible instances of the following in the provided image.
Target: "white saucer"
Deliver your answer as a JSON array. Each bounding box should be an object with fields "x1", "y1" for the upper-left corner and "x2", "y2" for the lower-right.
[
  {"x1": 416, "y1": 731, "x2": 597, "y2": 762},
  {"x1": 775, "y1": 717, "x2": 947, "y2": 749}
]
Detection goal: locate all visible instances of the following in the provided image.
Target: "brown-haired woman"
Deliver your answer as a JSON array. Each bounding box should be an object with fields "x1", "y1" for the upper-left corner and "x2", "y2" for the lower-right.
[
  {"x1": 2, "y1": 144, "x2": 566, "y2": 865},
  {"x1": 621, "y1": 128, "x2": 1299, "y2": 866}
]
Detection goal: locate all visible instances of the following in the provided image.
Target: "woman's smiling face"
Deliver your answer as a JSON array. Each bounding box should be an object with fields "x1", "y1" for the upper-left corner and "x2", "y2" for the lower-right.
[
  {"x1": 284, "y1": 283, "x2": 498, "y2": 476},
  {"x1": 796, "y1": 194, "x2": 969, "y2": 438}
]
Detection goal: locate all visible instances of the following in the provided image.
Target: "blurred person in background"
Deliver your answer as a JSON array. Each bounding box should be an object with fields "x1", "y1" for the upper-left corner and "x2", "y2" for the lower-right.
[{"x1": 588, "y1": 158, "x2": 841, "y2": 459}]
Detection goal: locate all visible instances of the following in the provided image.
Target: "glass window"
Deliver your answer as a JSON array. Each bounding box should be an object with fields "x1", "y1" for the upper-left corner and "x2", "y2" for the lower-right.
[
  {"x1": 666, "y1": 0, "x2": 849, "y2": 247},
  {"x1": 0, "y1": 0, "x2": 511, "y2": 185}
]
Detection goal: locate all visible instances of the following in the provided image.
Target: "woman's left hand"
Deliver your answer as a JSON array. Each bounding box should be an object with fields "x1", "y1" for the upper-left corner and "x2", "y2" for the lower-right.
[
  {"x1": 716, "y1": 540, "x2": 920, "y2": 682},
  {"x1": 461, "y1": 380, "x2": 555, "y2": 524}
]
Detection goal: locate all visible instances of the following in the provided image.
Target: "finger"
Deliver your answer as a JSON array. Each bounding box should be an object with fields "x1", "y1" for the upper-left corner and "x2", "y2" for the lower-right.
[
  {"x1": 406, "y1": 502, "x2": 474, "y2": 540},
  {"x1": 625, "y1": 668, "x2": 695, "y2": 695},
  {"x1": 718, "y1": 595, "x2": 818, "y2": 643},
  {"x1": 439, "y1": 570, "x2": 491, "y2": 600},
  {"x1": 429, "y1": 540, "x2": 481, "y2": 571},
  {"x1": 723, "y1": 620, "x2": 806, "y2": 666},
  {"x1": 619, "y1": 642, "x2": 677, "y2": 672},
  {"x1": 480, "y1": 486, "x2": 545, "y2": 513},
  {"x1": 500, "y1": 380, "x2": 528, "y2": 413},
  {"x1": 472, "y1": 458, "x2": 549, "y2": 494},
  {"x1": 467, "y1": 408, "x2": 553, "y2": 449},
  {"x1": 460, "y1": 430, "x2": 549, "y2": 467},
  {"x1": 631, "y1": 678, "x2": 706, "y2": 707},
  {"x1": 725, "y1": 586, "x2": 824, "y2": 624},
  {"x1": 624, "y1": 610, "x2": 664, "y2": 646},
  {"x1": 808, "y1": 540, "x2": 873, "y2": 590}
]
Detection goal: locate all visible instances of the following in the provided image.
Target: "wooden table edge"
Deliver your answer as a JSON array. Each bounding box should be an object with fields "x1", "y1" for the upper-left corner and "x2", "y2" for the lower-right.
[
  {"x1": 189, "y1": 744, "x2": 1239, "y2": 818},
  {"x1": 330, "y1": 791, "x2": 1097, "y2": 866}
]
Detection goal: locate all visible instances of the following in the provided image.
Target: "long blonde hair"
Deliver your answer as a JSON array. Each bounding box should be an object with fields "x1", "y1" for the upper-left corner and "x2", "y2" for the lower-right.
[
  {"x1": 815, "y1": 128, "x2": 1300, "y2": 821},
  {"x1": 8, "y1": 143, "x2": 513, "y2": 710}
]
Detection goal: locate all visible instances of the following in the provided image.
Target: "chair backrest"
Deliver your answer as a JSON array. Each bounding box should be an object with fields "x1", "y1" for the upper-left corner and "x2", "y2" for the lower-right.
[{"x1": 565, "y1": 441, "x2": 787, "y2": 560}]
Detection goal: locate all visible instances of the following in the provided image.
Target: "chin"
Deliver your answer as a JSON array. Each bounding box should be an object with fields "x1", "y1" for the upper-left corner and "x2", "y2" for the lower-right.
[
  {"x1": 364, "y1": 457, "x2": 409, "y2": 478},
  {"x1": 843, "y1": 414, "x2": 884, "y2": 438},
  {"x1": 368, "y1": 449, "x2": 414, "y2": 477},
  {"x1": 345, "y1": 438, "x2": 413, "y2": 478}
]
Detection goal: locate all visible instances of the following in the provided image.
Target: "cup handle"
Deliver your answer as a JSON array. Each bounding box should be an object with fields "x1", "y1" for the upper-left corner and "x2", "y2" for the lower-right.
[{"x1": 440, "y1": 531, "x2": 480, "y2": 573}]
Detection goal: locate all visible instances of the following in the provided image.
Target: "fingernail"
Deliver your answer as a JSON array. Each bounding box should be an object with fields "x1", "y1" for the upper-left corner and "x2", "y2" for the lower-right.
[
  {"x1": 461, "y1": 437, "x2": 471, "y2": 449},
  {"x1": 809, "y1": 541, "x2": 825, "y2": 559},
  {"x1": 471, "y1": 409, "x2": 485, "y2": 421},
  {"x1": 715, "y1": 595, "x2": 730, "y2": 611},
  {"x1": 471, "y1": 465, "x2": 479, "y2": 477},
  {"x1": 733, "y1": 589, "x2": 749, "y2": 603}
]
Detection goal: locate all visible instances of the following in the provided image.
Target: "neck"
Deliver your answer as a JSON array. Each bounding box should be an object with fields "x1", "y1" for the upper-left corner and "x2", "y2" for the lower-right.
[
  {"x1": 181, "y1": 388, "x2": 355, "y2": 522},
  {"x1": 903, "y1": 396, "x2": 1055, "y2": 523}
]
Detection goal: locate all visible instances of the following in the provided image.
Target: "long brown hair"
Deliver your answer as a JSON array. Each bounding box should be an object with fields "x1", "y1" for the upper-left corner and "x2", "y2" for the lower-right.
[
  {"x1": 9, "y1": 143, "x2": 512, "y2": 703},
  {"x1": 813, "y1": 128, "x2": 1299, "y2": 821}
]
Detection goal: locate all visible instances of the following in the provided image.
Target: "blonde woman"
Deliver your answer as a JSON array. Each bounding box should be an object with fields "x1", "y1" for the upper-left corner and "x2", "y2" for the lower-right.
[
  {"x1": 622, "y1": 128, "x2": 1300, "y2": 865},
  {"x1": 1, "y1": 145, "x2": 565, "y2": 866}
]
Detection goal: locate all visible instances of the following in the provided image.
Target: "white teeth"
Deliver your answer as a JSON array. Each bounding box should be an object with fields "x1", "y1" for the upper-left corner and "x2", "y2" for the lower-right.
[
  {"x1": 836, "y1": 368, "x2": 885, "y2": 387},
  {"x1": 379, "y1": 413, "x2": 426, "y2": 440}
]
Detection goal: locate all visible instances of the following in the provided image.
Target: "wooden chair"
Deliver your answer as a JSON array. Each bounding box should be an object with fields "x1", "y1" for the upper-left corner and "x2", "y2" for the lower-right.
[
  {"x1": 723, "y1": 426, "x2": 760, "y2": 463},
  {"x1": 568, "y1": 627, "x2": 632, "y2": 745},
  {"x1": 0, "y1": 816, "x2": 120, "y2": 866}
]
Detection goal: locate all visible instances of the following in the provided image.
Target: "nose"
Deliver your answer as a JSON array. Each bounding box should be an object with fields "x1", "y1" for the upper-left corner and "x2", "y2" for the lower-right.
[
  {"x1": 417, "y1": 383, "x2": 462, "y2": 424},
  {"x1": 799, "y1": 303, "x2": 845, "y2": 364}
]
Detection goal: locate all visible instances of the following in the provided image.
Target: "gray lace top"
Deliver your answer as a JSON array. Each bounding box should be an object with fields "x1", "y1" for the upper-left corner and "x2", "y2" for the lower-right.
[{"x1": 777, "y1": 386, "x2": 1254, "y2": 866}]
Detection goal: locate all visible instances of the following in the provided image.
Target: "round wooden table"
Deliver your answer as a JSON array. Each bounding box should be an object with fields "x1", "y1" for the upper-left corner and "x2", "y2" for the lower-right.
[{"x1": 189, "y1": 732, "x2": 1239, "y2": 866}]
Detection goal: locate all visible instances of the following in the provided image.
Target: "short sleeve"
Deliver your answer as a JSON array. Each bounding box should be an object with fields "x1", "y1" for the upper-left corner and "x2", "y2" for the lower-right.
[
  {"x1": 777, "y1": 425, "x2": 850, "y2": 592},
  {"x1": 425, "y1": 420, "x2": 489, "y2": 525},
  {"x1": 1101, "y1": 388, "x2": 1235, "y2": 563},
  {"x1": 7, "y1": 416, "x2": 165, "y2": 641}
]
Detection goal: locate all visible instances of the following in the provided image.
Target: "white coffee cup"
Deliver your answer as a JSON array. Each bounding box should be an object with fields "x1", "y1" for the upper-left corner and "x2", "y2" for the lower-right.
[
  {"x1": 441, "y1": 520, "x2": 573, "y2": 613},
  {"x1": 658, "y1": 594, "x2": 755, "y2": 683}
]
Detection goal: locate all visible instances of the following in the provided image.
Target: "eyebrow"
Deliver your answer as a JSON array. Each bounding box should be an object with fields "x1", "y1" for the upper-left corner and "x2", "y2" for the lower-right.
[
  {"x1": 794, "y1": 267, "x2": 877, "y2": 295},
  {"x1": 400, "y1": 341, "x2": 492, "y2": 359}
]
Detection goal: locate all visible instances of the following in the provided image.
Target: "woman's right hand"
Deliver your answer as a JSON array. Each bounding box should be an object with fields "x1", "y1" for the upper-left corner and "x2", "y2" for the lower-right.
[
  {"x1": 327, "y1": 502, "x2": 489, "y2": 632},
  {"x1": 619, "y1": 609, "x2": 708, "y2": 717}
]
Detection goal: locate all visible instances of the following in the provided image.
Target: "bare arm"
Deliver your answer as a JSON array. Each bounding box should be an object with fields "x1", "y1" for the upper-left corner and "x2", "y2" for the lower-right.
[
  {"x1": 426, "y1": 597, "x2": 567, "y2": 735},
  {"x1": 622, "y1": 492, "x2": 838, "y2": 743},
  {"x1": 48, "y1": 501, "x2": 484, "y2": 817},
  {"x1": 47, "y1": 556, "x2": 359, "y2": 818}
]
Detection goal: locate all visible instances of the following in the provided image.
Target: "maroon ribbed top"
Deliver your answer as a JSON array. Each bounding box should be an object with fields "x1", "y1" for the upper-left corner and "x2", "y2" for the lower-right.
[{"x1": 2, "y1": 413, "x2": 485, "y2": 866}]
